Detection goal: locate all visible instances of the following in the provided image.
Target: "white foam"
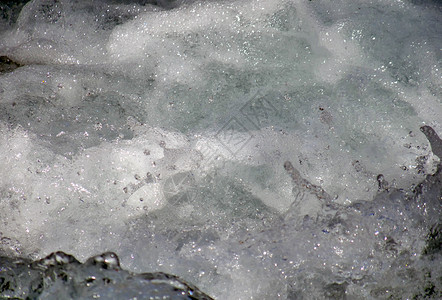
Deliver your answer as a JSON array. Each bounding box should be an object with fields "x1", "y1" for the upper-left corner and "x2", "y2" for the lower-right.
[{"x1": 1, "y1": 0, "x2": 441, "y2": 298}]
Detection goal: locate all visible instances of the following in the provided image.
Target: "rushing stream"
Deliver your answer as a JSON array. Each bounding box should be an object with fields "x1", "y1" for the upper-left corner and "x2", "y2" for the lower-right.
[{"x1": 0, "y1": 0, "x2": 441, "y2": 299}]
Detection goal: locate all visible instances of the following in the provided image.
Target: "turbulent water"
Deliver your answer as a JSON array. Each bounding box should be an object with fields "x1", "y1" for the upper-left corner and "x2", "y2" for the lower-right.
[
  {"x1": 0, "y1": 0, "x2": 441, "y2": 299},
  {"x1": 0, "y1": 251, "x2": 215, "y2": 299}
]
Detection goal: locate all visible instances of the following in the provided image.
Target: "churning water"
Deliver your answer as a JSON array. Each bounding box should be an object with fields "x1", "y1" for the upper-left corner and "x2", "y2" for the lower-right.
[{"x1": 0, "y1": 0, "x2": 441, "y2": 299}]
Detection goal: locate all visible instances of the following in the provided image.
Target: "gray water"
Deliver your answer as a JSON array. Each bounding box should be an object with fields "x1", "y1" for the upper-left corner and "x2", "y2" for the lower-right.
[{"x1": 0, "y1": 0, "x2": 441, "y2": 298}]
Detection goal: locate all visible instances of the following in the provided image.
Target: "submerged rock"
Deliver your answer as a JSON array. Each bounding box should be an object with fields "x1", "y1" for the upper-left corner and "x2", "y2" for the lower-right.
[{"x1": 0, "y1": 251, "x2": 214, "y2": 300}]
